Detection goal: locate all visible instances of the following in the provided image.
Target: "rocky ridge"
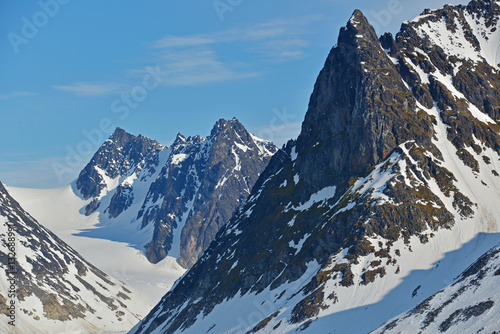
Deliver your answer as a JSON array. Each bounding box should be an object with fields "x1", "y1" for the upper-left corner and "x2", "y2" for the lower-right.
[{"x1": 75, "y1": 119, "x2": 277, "y2": 267}]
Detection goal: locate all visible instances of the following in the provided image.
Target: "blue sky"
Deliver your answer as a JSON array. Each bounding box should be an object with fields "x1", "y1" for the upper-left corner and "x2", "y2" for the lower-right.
[{"x1": 0, "y1": 0, "x2": 462, "y2": 188}]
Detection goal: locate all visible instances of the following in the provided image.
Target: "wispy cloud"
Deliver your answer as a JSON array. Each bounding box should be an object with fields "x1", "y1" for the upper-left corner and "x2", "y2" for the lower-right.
[
  {"x1": 52, "y1": 82, "x2": 124, "y2": 97},
  {"x1": 0, "y1": 91, "x2": 37, "y2": 100},
  {"x1": 148, "y1": 48, "x2": 259, "y2": 86},
  {"x1": 252, "y1": 121, "x2": 303, "y2": 147},
  {"x1": 224, "y1": 15, "x2": 324, "y2": 62},
  {"x1": 255, "y1": 39, "x2": 310, "y2": 62},
  {"x1": 152, "y1": 35, "x2": 215, "y2": 48},
  {"x1": 52, "y1": 15, "x2": 325, "y2": 93},
  {"x1": 144, "y1": 15, "x2": 325, "y2": 86}
]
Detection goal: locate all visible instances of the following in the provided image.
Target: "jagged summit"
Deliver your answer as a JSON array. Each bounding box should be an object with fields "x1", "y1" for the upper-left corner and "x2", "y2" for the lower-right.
[
  {"x1": 73, "y1": 119, "x2": 277, "y2": 268},
  {"x1": 210, "y1": 117, "x2": 233, "y2": 137},
  {"x1": 344, "y1": 9, "x2": 380, "y2": 45},
  {"x1": 209, "y1": 118, "x2": 252, "y2": 141},
  {"x1": 296, "y1": 7, "x2": 434, "y2": 199},
  {"x1": 139, "y1": 117, "x2": 278, "y2": 266},
  {"x1": 111, "y1": 126, "x2": 129, "y2": 137},
  {"x1": 76, "y1": 127, "x2": 163, "y2": 203},
  {"x1": 172, "y1": 132, "x2": 187, "y2": 147}
]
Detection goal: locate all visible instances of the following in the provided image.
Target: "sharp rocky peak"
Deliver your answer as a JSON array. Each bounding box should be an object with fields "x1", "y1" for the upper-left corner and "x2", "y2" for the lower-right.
[
  {"x1": 209, "y1": 117, "x2": 245, "y2": 138},
  {"x1": 172, "y1": 132, "x2": 186, "y2": 147},
  {"x1": 295, "y1": 8, "x2": 434, "y2": 198},
  {"x1": 76, "y1": 127, "x2": 164, "y2": 201},
  {"x1": 107, "y1": 127, "x2": 161, "y2": 150},
  {"x1": 342, "y1": 9, "x2": 381, "y2": 46},
  {"x1": 110, "y1": 126, "x2": 133, "y2": 141},
  {"x1": 141, "y1": 117, "x2": 277, "y2": 267}
]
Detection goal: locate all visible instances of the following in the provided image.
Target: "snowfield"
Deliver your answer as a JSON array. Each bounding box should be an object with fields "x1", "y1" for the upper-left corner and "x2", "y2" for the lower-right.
[{"x1": 6, "y1": 183, "x2": 186, "y2": 315}]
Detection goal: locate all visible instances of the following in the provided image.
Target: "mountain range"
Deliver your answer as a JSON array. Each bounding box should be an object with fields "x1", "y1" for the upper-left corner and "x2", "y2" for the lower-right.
[
  {"x1": 75, "y1": 118, "x2": 276, "y2": 268},
  {"x1": 130, "y1": 1, "x2": 500, "y2": 333},
  {"x1": 2, "y1": 0, "x2": 500, "y2": 333},
  {"x1": 1, "y1": 119, "x2": 276, "y2": 333}
]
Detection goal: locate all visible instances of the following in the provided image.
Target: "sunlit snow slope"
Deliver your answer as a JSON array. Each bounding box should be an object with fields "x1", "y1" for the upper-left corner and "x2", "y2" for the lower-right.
[
  {"x1": 373, "y1": 242, "x2": 500, "y2": 333},
  {"x1": 7, "y1": 184, "x2": 186, "y2": 310},
  {"x1": 0, "y1": 182, "x2": 145, "y2": 334}
]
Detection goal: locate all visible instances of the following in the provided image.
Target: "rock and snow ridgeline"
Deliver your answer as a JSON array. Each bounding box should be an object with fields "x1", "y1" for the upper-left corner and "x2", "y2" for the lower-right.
[
  {"x1": 1, "y1": 118, "x2": 277, "y2": 333},
  {"x1": 131, "y1": 1, "x2": 500, "y2": 333}
]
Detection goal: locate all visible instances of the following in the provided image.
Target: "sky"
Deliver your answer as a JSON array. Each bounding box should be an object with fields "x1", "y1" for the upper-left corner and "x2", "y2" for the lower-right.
[{"x1": 0, "y1": 0, "x2": 464, "y2": 188}]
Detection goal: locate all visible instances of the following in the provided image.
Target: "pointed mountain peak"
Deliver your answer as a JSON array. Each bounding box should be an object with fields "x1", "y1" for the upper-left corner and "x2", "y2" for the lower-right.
[
  {"x1": 106, "y1": 127, "x2": 160, "y2": 150},
  {"x1": 210, "y1": 118, "x2": 229, "y2": 136},
  {"x1": 348, "y1": 9, "x2": 367, "y2": 26},
  {"x1": 172, "y1": 132, "x2": 186, "y2": 147},
  {"x1": 107, "y1": 127, "x2": 137, "y2": 147},
  {"x1": 77, "y1": 128, "x2": 163, "y2": 201},
  {"x1": 340, "y1": 9, "x2": 380, "y2": 46},
  {"x1": 111, "y1": 126, "x2": 132, "y2": 137},
  {"x1": 113, "y1": 126, "x2": 126, "y2": 134},
  {"x1": 210, "y1": 117, "x2": 244, "y2": 138}
]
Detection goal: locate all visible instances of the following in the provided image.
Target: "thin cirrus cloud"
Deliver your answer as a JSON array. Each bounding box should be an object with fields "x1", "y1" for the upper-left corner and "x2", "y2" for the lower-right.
[
  {"x1": 52, "y1": 82, "x2": 125, "y2": 97},
  {"x1": 153, "y1": 35, "x2": 216, "y2": 48},
  {"x1": 0, "y1": 91, "x2": 37, "y2": 100},
  {"x1": 144, "y1": 48, "x2": 260, "y2": 87},
  {"x1": 148, "y1": 36, "x2": 260, "y2": 87},
  {"x1": 218, "y1": 15, "x2": 324, "y2": 61},
  {"x1": 54, "y1": 15, "x2": 325, "y2": 94},
  {"x1": 146, "y1": 15, "x2": 325, "y2": 86}
]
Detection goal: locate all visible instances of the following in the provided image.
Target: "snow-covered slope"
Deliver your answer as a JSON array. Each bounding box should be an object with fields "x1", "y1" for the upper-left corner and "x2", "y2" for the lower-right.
[
  {"x1": 373, "y1": 242, "x2": 500, "y2": 333},
  {"x1": 0, "y1": 182, "x2": 144, "y2": 334},
  {"x1": 130, "y1": 2, "x2": 500, "y2": 334},
  {"x1": 6, "y1": 184, "x2": 186, "y2": 310},
  {"x1": 5, "y1": 118, "x2": 276, "y2": 319}
]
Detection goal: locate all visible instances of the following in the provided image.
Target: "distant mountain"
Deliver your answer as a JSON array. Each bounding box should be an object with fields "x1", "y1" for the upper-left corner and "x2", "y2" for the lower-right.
[
  {"x1": 130, "y1": 1, "x2": 500, "y2": 333},
  {"x1": 75, "y1": 118, "x2": 277, "y2": 267},
  {"x1": 0, "y1": 182, "x2": 141, "y2": 334}
]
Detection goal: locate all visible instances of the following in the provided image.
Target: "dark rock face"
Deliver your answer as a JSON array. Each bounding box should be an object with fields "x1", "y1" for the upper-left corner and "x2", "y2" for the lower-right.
[
  {"x1": 131, "y1": 2, "x2": 500, "y2": 334},
  {"x1": 75, "y1": 120, "x2": 277, "y2": 268},
  {"x1": 296, "y1": 10, "x2": 435, "y2": 199},
  {"x1": 139, "y1": 118, "x2": 277, "y2": 267},
  {"x1": 76, "y1": 127, "x2": 164, "y2": 214},
  {"x1": 0, "y1": 182, "x2": 135, "y2": 326}
]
